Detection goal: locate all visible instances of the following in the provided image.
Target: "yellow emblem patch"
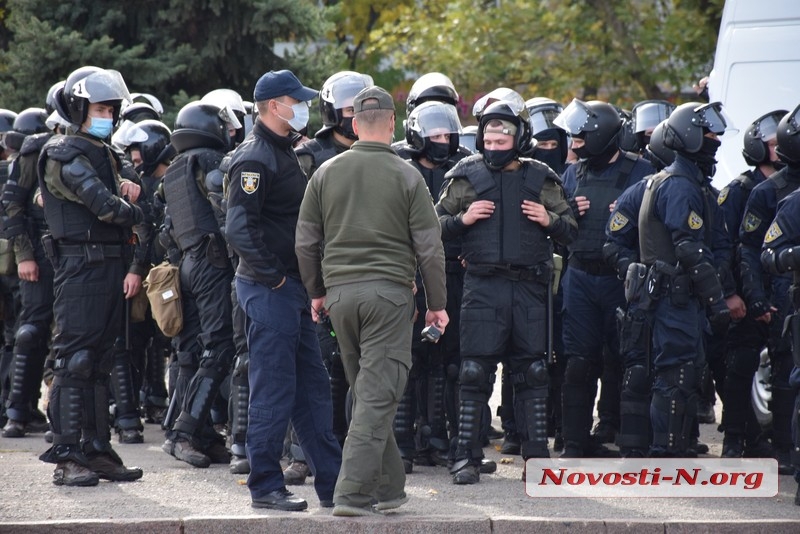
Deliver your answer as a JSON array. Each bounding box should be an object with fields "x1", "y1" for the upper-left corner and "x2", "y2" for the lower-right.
[
  {"x1": 688, "y1": 211, "x2": 703, "y2": 230},
  {"x1": 241, "y1": 172, "x2": 260, "y2": 194},
  {"x1": 764, "y1": 222, "x2": 783, "y2": 243},
  {"x1": 609, "y1": 212, "x2": 629, "y2": 232},
  {"x1": 717, "y1": 187, "x2": 729, "y2": 205},
  {"x1": 743, "y1": 212, "x2": 761, "y2": 233}
]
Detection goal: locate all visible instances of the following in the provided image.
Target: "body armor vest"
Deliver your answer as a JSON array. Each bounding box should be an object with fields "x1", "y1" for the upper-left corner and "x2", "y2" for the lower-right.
[
  {"x1": 39, "y1": 135, "x2": 125, "y2": 243},
  {"x1": 459, "y1": 157, "x2": 552, "y2": 266},
  {"x1": 769, "y1": 167, "x2": 800, "y2": 204},
  {"x1": 571, "y1": 151, "x2": 638, "y2": 260},
  {"x1": 162, "y1": 148, "x2": 223, "y2": 252},
  {"x1": 295, "y1": 135, "x2": 338, "y2": 174}
]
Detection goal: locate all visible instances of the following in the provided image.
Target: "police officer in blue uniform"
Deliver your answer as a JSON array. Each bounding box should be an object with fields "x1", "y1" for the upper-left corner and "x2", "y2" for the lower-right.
[
  {"x1": 554, "y1": 99, "x2": 655, "y2": 457},
  {"x1": 638, "y1": 101, "x2": 745, "y2": 457},
  {"x1": 759, "y1": 104, "x2": 800, "y2": 504},
  {"x1": 718, "y1": 109, "x2": 788, "y2": 462}
]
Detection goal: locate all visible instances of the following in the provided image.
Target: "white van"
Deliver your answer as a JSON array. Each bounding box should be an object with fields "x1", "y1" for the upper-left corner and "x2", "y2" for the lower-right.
[{"x1": 707, "y1": 0, "x2": 800, "y2": 188}]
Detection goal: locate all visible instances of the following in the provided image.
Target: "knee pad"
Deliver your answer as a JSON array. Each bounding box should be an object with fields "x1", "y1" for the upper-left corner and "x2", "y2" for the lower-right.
[
  {"x1": 199, "y1": 348, "x2": 235, "y2": 376},
  {"x1": 515, "y1": 359, "x2": 549, "y2": 390},
  {"x1": 65, "y1": 350, "x2": 94, "y2": 380},
  {"x1": 14, "y1": 324, "x2": 43, "y2": 355},
  {"x1": 459, "y1": 359, "x2": 488, "y2": 389},
  {"x1": 623, "y1": 365, "x2": 650, "y2": 396},
  {"x1": 232, "y1": 351, "x2": 249, "y2": 378}
]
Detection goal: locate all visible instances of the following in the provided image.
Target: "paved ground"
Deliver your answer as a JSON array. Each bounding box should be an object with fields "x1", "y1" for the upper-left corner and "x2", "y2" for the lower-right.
[{"x1": 1, "y1": 395, "x2": 799, "y2": 532}]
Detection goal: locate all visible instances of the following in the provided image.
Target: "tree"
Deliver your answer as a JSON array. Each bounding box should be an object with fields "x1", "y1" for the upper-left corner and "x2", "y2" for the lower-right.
[{"x1": 0, "y1": 0, "x2": 329, "y2": 113}]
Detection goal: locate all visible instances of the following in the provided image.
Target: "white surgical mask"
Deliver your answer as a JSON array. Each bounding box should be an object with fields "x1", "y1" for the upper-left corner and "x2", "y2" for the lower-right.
[{"x1": 276, "y1": 101, "x2": 309, "y2": 131}]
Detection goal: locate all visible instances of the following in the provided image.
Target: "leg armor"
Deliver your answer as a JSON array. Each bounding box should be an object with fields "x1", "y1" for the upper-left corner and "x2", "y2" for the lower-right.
[
  {"x1": 142, "y1": 339, "x2": 170, "y2": 419},
  {"x1": 5, "y1": 324, "x2": 48, "y2": 423},
  {"x1": 172, "y1": 348, "x2": 235, "y2": 445},
  {"x1": 513, "y1": 359, "x2": 550, "y2": 458},
  {"x1": 617, "y1": 365, "x2": 651, "y2": 452},
  {"x1": 110, "y1": 343, "x2": 143, "y2": 432},
  {"x1": 561, "y1": 356, "x2": 598, "y2": 451},
  {"x1": 39, "y1": 350, "x2": 93, "y2": 467},
  {"x1": 229, "y1": 351, "x2": 249, "y2": 458},
  {"x1": 651, "y1": 362, "x2": 697, "y2": 455},
  {"x1": 164, "y1": 350, "x2": 197, "y2": 430},
  {"x1": 425, "y1": 365, "x2": 449, "y2": 454},
  {"x1": 451, "y1": 359, "x2": 491, "y2": 471},
  {"x1": 82, "y1": 351, "x2": 116, "y2": 457}
]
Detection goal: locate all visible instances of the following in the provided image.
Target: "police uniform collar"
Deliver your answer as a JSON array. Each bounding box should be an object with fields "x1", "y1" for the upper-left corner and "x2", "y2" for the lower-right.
[
  {"x1": 254, "y1": 118, "x2": 296, "y2": 149},
  {"x1": 670, "y1": 153, "x2": 707, "y2": 185},
  {"x1": 351, "y1": 140, "x2": 394, "y2": 152}
]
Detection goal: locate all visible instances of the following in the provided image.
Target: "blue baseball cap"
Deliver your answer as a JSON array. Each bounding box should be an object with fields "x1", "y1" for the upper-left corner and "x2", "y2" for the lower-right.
[{"x1": 253, "y1": 70, "x2": 318, "y2": 102}]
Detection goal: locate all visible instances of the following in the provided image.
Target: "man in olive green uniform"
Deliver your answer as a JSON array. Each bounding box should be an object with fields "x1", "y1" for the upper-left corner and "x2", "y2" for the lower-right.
[{"x1": 296, "y1": 86, "x2": 448, "y2": 516}]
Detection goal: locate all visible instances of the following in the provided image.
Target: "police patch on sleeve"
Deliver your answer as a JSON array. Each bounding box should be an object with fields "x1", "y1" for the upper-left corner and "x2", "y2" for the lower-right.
[
  {"x1": 609, "y1": 212, "x2": 629, "y2": 232},
  {"x1": 241, "y1": 172, "x2": 260, "y2": 194},
  {"x1": 717, "y1": 187, "x2": 729, "y2": 205},
  {"x1": 688, "y1": 211, "x2": 703, "y2": 230},
  {"x1": 743, "y1": 212, "x2": 761, "y2": 232},
  {"x1": 764, "y1": 222, "x2": 783, "y2": 243}
]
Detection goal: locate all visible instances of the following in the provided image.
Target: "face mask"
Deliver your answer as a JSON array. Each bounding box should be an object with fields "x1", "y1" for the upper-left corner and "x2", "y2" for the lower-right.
[
  {"x1": 534, "y1": 148, "x2": 565, "y2": 175},
  {"x1": 571, "y1": 145, "x2": 590, "y2": 161},
  {"x1": 483, "y1": 149, "x2": 516, "y2": 170},
  {"x1": 688, "y1": 136, "x2": 721, "y2": 177},
  {"x1": 337, "y1": 117, "x2": 357, "y2": 140},
  {"x1": 86, "y1": 117, "x2": 114, "y2": 139},
  {"x1": 277, "y1": 101, "x2": 309, "y2": 132},
  {"x1": 134, "y1": 163, "x2": 145, "y2": 176},
  {"x1": 425, "y1": 140, "x2": 451, "y2": 165}
]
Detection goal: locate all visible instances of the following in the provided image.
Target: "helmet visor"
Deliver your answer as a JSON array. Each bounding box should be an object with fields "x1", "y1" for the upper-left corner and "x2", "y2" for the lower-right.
[
  {"x1": 415, "y1": 104, "x2": 463, "y2": 137},
  {"x1": 324, "y1": 74, "x2": 374, "y2": 110},
  {"x1": 72, "y1": 70, "x2": 131, "y2": 105},
  {"x1": 112, "y1": 120, "x2": 149, "y2": 150},
  {"x1": 553, "y1": 99, "x2": 595, "y2": 135},
  {"x1": 218, "y1": 105, "x2": 242, "y2": 130},
  {"x1": 632, "y1": 101, "x2": 674, "y2": 133},
  {"x1": 472, "y1": 88, "x2": 525, "y2": 118},
  {"x1": 529, "y1": 107, "x2": 563, "y2": 135},
  {"x1": 695, "y1": 102, "x2": 736, "y2": 135},
  {"x1": 131, "y1": 93, "x2": 164, "y2": 115},
  {"x1": 783, "y1": 106, "x2": 800, "y2": 136}
]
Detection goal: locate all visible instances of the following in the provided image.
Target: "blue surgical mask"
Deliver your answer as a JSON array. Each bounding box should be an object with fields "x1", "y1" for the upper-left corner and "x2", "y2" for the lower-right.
[
  {"x1": 86, "y1": 117, "x2": 114, "y2": 139},
  {"x1": 277, "y1": 101, "x2": 310, "y2": 132}
]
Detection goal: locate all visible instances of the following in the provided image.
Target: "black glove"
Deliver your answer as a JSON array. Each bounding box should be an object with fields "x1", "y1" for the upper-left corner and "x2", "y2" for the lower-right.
[
  {"x1": 708, "y1": 298, "x2": 731, "y2": 336},
  {"x1": 748, "y1": 300, "x2": 772, "y2": 320}
]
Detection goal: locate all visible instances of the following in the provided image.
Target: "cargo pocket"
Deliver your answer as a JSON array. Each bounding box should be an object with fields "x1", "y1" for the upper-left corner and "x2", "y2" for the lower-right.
[{"x1": 460, "y1": 307, "x2": 499, "y2": 356}]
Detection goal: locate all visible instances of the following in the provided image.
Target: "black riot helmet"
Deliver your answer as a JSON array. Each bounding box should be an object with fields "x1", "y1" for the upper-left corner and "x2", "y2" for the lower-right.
[
  {"x1": 406, "y1": 72, "x2": 459, "y2": 114},
  {"x1": 319, "y1": 71, "x2": 374, "y2": 138},
  {"x1": 120, "y1": 102, "x2": 161, "y2": 124},
  {"x1": 476, "y1": 99, "x2": 532, "y2": 155},
  {"x1": 116, "y1": 119, "x2": 174, "y2": 175},
  {"x1": 473, "y1": 88, "x2": 526, "y2": 120},
  {"x1": 554, "y1": 99, "x2": 622, "y2": 157},
  {"x1": 130, "y1": 93, "x2": 164, "y2": 116},
  {"x1": 631, "y1": 100, "x2": 675, "y2": 149},
  {"x1": 644, "y1": 121, "x2": 675, "y2": 171},
  {"x1": 201, "y1": 89, "x2": 246, "y2": 146},
  {"x1": 776, "y1": 104, "x2": 800, "y2": 166},
  {"x1": 616, "y1": 107, "x2": 638, "y2": 153},
  {"x1": 3, "y1": 108, "x2": 48, "y2": 152},
  {"x1": 742, "y1": 109, "x2": 787, "y2": 166},
  {"x1": 526, "y1": 97, "x2": 568, "y2": 170},
  {"x1": 0, "y1": 109, "x2": 18, "y2": 151},
  {"x1": 60, "y1": 66, "x2": 131, "y2": 126},
  {"x1": 45, "y1": 81, "x2": 65, "y2": 116},
  {"x1": 662, "y1": 101, "x2": 729, "y2": 154},
  {"x1": 405, "y1": 101, "x2": 462, "y2": 164},
  {"x1": 171, "y1": 101, "x2": 232, "y2": 153}
]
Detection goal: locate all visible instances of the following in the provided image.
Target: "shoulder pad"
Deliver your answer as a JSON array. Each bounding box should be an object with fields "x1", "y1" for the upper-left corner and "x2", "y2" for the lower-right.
[
  {"x1": 44, "y1": 137, "x2": 83, "y2": 163},
  {"x1": 193, "y1": 149, "x2": 224, "y2": 173},
  {"x1": 20, "y1": 132, "x2": 52, "y2": 157},
  {"x1": 218, "y1": 153, "x2": 233, "y2": 174},
  {"x1": 206, "y1": 168, "x2": 224, "y2": 193},
  {"x1": 446, "y1": 153, "x2": 483, "y2": 176}
]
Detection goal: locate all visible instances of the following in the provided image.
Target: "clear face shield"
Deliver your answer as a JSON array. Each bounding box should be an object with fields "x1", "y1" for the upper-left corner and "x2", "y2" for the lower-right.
[
  {"x1": 752, "y1": 113, "x2": 781, "y2": 142},
  {"x1": 529, "y1": 107, "x2": 563, "y2": 136},
  {"x1": 130, "y1": 92, "x2": 164, "y2": 115},
  {"x1": 73, "y1": 69, "x2": 132, "y2": 106},
  {"x1": 202, "y1": 89, "x2": 246, "y2": 115},
  {"x1": 415, "y1": 103, "x2": 463, "y2": 138},
  {"x1": 325, "y1": 74, "x2": 375, "y2": 110},
  {"x1": 694, "y1": 102, "x2": 737, "y2": 136},
  {"x1": 553, "y1": 98, "x2": 595, "y2": 136},
  {"x1": 632, "y1": 101, "x2": 674, "y2": 134},
  {"x1": 217, "y1": 104, "x2": 243, "y2": 131},
  {"x1": 472, "y1": 88, "x2": 525, "y2": 118},
  {"x1": 111, "y1": 120, "x2": 149, "y2": 151}
]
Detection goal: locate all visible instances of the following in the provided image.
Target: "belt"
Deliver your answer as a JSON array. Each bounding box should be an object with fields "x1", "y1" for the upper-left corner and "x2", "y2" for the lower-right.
[
  {"x1": 569, "y1": 256, "x2": 617, "y2": 277},
  {"x1": 466, "y1": 263, "x2": 545, "y2": 281},
  {"x1": 56, "y1": 242, "x2": 124, "y2": 258}
]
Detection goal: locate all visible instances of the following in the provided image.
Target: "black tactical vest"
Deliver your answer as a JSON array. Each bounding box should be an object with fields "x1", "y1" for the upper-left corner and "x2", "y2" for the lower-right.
[
  {"x1": 162, "y1": 148, "x2": 224, "y2": 251},
  {"x1": 295, "y1": 135, "x2": 338, "y2": 176},
  {"x1": 570, "y1": 151, "x2": 639, "y2": 260},
  {"x1": 38, "y1": 135, "x2": 125, "y2": 243},
  {"x1": 460, "y1": 157, "x2": 552, "y2": 266}
]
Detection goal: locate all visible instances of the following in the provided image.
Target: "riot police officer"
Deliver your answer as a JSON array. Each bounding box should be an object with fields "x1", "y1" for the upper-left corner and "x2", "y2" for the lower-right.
[
  {"x1": 37, "y1": 66, "x2": 144, "y2": 486},
  {"x1": 717, "y1": 109, "x2": 787, "y2": 461},
  {"x1": 638, "y1": 101, "x2": 744, "y2": 457},
  {"x1": 160, "y1": 101, "x2": 237, "y2": 468},
  {"x1": 554, "y1": 99, "x2": 655, "y2": 457},
  {"x1": 436, "y1": 100, "x2": 578, "y2": 484},
  {"x1": 1, "y1": 106, "x2": 52, "y2": 438}
]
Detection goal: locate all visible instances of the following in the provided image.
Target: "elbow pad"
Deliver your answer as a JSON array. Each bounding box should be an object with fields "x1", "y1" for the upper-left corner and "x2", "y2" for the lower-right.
[
  {"x1": 688, "y1": 261, "x2": 724, "y2": 306},
  {"x1": 777, "y1": 247, "x2": 800, "y2": 273},
  {"x1": 674, "y1": 239, "x2": 706, "y2": 270}
]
